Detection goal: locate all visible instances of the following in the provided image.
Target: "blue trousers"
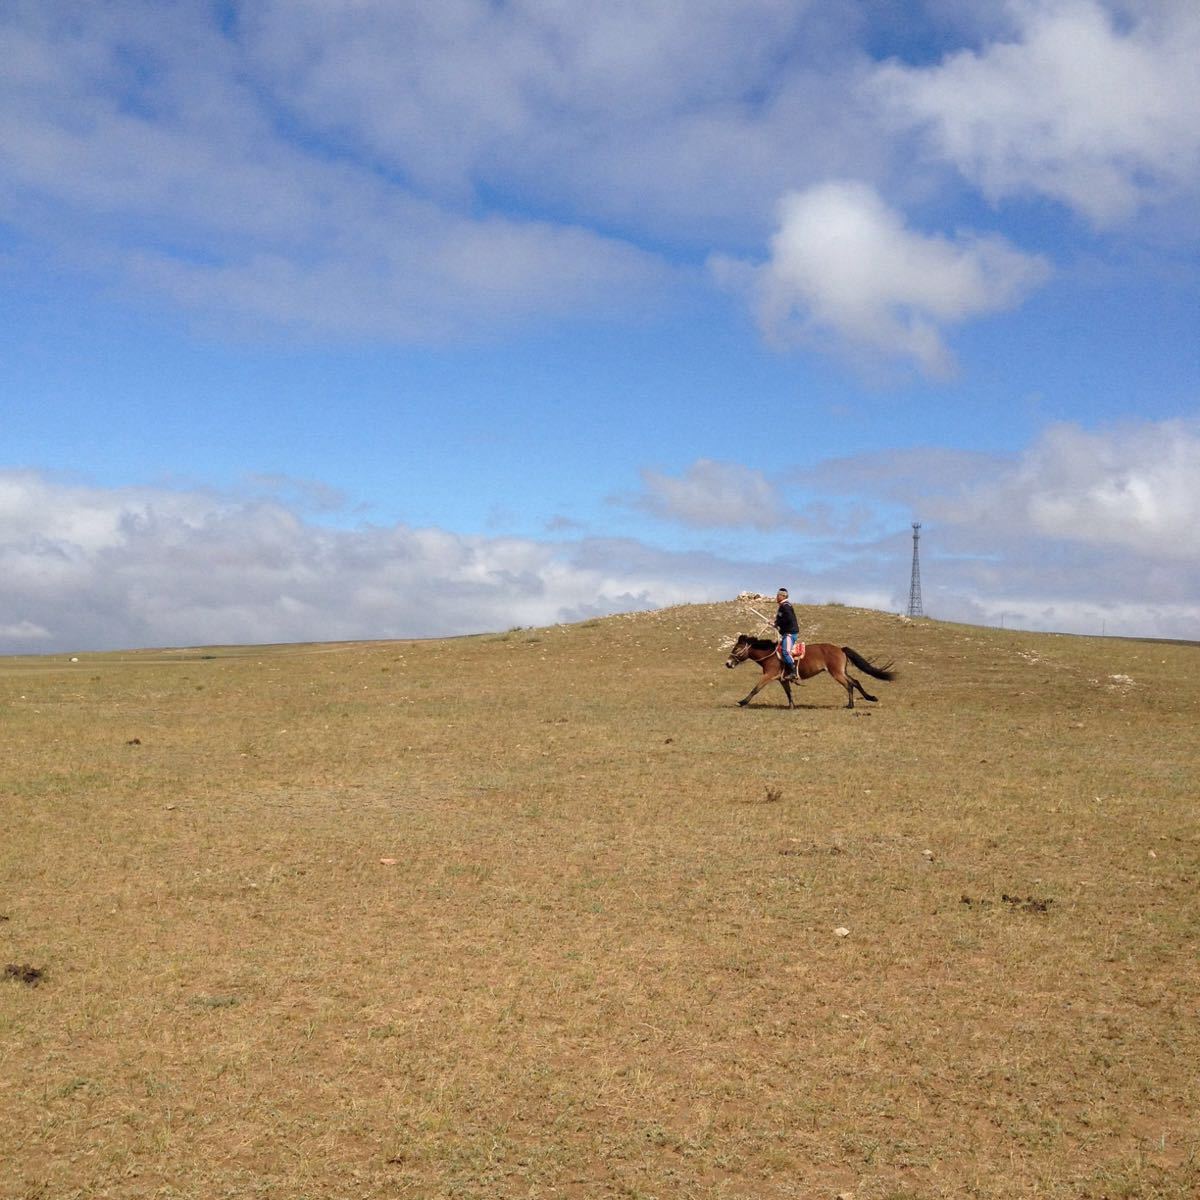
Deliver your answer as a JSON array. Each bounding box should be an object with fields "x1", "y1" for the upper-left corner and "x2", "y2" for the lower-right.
[{"x1": 780, "y1": 633, "x2": 797, "y2": 670}]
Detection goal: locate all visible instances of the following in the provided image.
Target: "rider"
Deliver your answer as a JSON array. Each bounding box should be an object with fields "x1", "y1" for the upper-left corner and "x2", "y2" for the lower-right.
[{"x1": 774, "y1": 587, "x2": 801, "y2": 680}]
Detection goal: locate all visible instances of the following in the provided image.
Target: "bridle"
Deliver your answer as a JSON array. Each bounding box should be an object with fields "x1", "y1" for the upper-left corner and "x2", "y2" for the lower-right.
[{"x1": 725, "y1": 638, "x2": 776, "y2": 669}]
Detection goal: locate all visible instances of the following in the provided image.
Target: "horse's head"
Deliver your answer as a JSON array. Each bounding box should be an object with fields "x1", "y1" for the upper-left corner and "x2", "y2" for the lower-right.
[{"x1": 725, "y1": 634, "x2": 753, "y2": 668}]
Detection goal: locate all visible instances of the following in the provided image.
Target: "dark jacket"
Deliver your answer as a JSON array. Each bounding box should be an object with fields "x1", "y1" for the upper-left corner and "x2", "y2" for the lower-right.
[{"x1": 775, "y1": 601, "x2": 799, "y2": 637}]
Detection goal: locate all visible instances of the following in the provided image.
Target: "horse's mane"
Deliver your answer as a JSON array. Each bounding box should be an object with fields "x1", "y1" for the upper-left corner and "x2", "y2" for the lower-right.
[{"x1": 746, "y1": 636, "x2": 777, "y2": 651}]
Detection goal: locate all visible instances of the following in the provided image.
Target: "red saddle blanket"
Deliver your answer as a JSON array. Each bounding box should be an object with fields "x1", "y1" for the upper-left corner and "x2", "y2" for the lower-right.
[{"x1": 777, "y1": 643, "x2": 806, "y2": 662}]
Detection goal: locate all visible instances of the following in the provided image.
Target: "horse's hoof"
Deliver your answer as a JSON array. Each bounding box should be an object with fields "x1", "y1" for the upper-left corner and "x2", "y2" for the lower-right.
[{"x1": 737, "y1": 700, "x2": 749, "y2": 707}]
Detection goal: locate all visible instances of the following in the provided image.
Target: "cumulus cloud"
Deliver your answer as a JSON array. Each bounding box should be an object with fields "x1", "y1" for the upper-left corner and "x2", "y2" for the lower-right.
[
  {"x1": 715, "y1": 180, "x2": 1050, "y2": 376},
  {"x1": 809, "y1": 419, "x2": 1200, "y2": 563},
  {"x1": 0, "y1": 471, "x2": 756, "y2": 654},
  {"x1": 873, "y1": 0, "x2": 1200, "y2": 225},
  {"x1": 938, "y1": 419, "x2": 1200, "y2": 560}
]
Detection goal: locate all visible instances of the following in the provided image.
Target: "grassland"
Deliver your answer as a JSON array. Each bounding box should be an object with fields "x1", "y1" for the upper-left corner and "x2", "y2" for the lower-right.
[{"x1": 2, "y1": 600, "x2": 1197, "y2": 1199}]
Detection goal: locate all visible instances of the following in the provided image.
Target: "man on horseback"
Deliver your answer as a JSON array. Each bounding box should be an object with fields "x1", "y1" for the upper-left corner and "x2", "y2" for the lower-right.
[{"x1": 774, "y1": 588, "x2": 802, "y2": 681}]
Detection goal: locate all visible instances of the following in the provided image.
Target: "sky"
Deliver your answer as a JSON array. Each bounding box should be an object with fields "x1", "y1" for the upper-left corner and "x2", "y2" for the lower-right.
[{"x1": 1, "y1": 0, "x2": 1198, "y2": 653}]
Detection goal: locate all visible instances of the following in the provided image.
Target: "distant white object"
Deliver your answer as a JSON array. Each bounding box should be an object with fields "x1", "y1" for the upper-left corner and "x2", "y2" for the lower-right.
[
  {"x1": 834, "y1": 926, "x2": 851, "y2": 938},
  {"x1": 69, "y1": 656, "x2": 79, "y2": 663}
]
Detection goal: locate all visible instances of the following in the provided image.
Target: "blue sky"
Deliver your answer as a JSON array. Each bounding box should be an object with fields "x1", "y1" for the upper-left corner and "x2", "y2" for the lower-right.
[{"x1": 1, "y1": 0, "x2": 1198, "y2": 652}]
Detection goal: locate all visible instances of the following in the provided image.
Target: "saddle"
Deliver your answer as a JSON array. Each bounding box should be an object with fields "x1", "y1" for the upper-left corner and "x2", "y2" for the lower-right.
[{"x1": 776, "y1": 642, "x2": 806, "y2": 663}]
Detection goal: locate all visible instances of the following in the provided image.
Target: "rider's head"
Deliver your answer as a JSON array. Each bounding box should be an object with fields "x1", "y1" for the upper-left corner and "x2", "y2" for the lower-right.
[{"x1": 776, "y1": 587, "x2": 789, "y2": 602}]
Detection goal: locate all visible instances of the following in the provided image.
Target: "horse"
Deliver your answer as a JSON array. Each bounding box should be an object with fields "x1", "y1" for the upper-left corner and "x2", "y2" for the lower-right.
[{"x1": 724, "y1": 634, "x2": 896, "y2": 709}]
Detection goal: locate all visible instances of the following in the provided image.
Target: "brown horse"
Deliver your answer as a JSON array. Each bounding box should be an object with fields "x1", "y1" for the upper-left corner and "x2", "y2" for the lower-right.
[{"x1": 725, "y1": 634, "x2": 896, "y2": 709}]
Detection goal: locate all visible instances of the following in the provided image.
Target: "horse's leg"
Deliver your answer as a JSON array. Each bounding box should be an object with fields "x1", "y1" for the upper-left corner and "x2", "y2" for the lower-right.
[
  {"x1": 779, "y1": 677, "x2": 794, "y2": 708},
  {"x1": 740, "y1": 661, "x2": 787, "y2": 707},
  {"x1": 738, "y1": 672, "x2": 771, "y2": 707},
  {"x1": 827, "y1": 660, "x2": 855, "y2": 708},
  {"x1": 849, "y1": 675, "x2": 878, "y2": 704}
]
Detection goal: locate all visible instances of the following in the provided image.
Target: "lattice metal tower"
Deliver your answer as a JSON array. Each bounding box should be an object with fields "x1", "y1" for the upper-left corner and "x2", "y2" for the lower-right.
[{"x1": 906, "y1": 522, "x2": 924, "y2": 618}]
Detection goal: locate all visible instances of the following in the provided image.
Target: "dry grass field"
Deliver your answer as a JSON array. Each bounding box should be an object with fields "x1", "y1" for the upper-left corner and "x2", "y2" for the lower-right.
[{"x1": 2, "y1": 599, "x2": 1198, "y2": 1200}]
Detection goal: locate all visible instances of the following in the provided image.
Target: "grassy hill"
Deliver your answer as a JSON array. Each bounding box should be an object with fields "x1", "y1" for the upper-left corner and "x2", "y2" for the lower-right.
[{"x1": 2, "y1": 600, "x2": 1198, "y2": 1199}]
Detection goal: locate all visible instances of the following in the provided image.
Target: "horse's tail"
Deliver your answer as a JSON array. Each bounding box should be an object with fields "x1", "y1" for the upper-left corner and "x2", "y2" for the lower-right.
[{"x1": 842, "y1": 646, "x2": 897, "y2": 681}]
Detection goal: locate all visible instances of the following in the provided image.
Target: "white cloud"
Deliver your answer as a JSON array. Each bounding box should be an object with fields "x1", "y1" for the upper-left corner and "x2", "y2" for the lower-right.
[
  {"x1": 2, "y1": 439, "x2": 1197, "y2": 654},
  {"x1": 633, "y1": 460, "x2": 801, "y2": 530},
  {"x1": 795, "y1": 419, "x2": 1200, "y2": 637},
  {"x1": 0, "y1": 471, "x2": 756, "y2": 654},
  {"x1": 0, "y1": 3, "x2": 671, "y2": 340},
  {"x1": 0, "y1": 1, "x2": 928, "y2": 346},
  {"x1": 2, "y1": 0, "x2": 1197, "y2": 352},
  {"x1": 238, "y1": 0, "x2": 887, "y2": 245},
  {"x1": 117, "y1": 207, "x2": 668, "y2": 341},
  {"x1": 609, "y1": 424, "x2": 1200, "y2": 640},
  {"x1": 0, "y1": 620, "x2": 51, "y2": 642},
  {"x1": 715, "y1": 180, "x2": 1050, "y2": 376},
  {"x1": 939, "y1": 419, "x2": 1200, "y2": 560},
  {"x1": 805, "y1": 418, "x2": 1200, "y2": 565},
  {"x1": 873, "y1": 0, "x2": 1200, "y2": 225},
  {"x1": 6, "y1": 1, "x2": 1194, "y2": 353},
  {"x1": 0, "y1": 470, "x2": 227, "y2": 552}
]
